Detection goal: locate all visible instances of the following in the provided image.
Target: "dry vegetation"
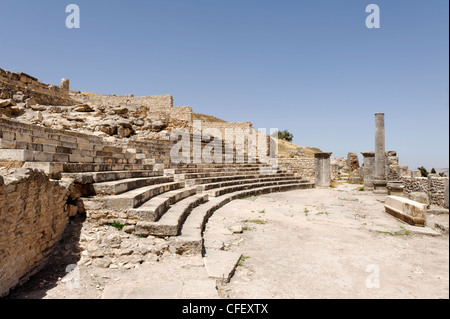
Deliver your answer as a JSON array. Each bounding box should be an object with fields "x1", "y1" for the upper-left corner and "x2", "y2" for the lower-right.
[{"x1": 277, "y1": 139, "x2": 322, "y2": 158}]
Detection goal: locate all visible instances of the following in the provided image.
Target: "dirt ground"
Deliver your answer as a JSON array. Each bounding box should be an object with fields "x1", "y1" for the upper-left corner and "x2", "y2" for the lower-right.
[{"x1": 7, "y1": 183, "x2": 449, "y2": 299}]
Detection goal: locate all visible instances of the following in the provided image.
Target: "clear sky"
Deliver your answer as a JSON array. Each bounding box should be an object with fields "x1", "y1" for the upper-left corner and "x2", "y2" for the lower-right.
[{"x1": 0, "y1": 0, "x2": 448, "y2": 170}]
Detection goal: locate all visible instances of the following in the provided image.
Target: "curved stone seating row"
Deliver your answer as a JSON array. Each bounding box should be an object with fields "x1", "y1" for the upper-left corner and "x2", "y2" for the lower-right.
[
  {"x1": 127, "y1": 187, "x2": 198, "y2": 222},
  {"x1": 81, "y1": 180, "x2": 185, "y2": 211},
  {"x1": 61, "y1": 169, "x2": 161, "y2": 184},
  {"x1": 129, "y1": 175, "x2": 311, "y2": 238},
  {"x1": 179, "y1": 182, "x2": 314, "y2": 254}
]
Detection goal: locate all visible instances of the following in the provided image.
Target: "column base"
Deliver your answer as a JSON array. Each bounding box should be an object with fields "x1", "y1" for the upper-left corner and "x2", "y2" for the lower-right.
[{"x1": 373, "y1": 179, "x2": 388, "y2": 194}]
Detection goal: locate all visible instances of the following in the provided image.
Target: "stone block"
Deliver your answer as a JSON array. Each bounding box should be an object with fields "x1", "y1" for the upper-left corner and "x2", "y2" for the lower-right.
[
  {"x1": 0, "y1": 138, "x2": 16, "y2": 149},
  {"x1": 384, "y1": 195, "x2": 427, "y2": 226},
  {"x1": 0, "y1": 149, "x2": 34, "y2": 161},
  {"x1": 34, "y1": 151, "x2": 53, "y2": 162},
  {"x1": 411, "y1": 170, "x2": 421, "y2": 178},
  {"x1": 23, "y1": 162, "x2": 63, "y2": 179},
  {"x1": 408, "y1": 192, "x2": 430, "y2": 206}
]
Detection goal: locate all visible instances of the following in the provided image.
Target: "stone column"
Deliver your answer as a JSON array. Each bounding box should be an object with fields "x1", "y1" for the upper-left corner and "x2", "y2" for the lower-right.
[
  {"x1": 374, "y1": 113, "x2": 387, "y2": 194},
  {"x1": 314, "y1": 152, "x2": 332, "y2": 188},
  {"x1": 361, "y1": 152, "x2": 375, "y2": 189}
]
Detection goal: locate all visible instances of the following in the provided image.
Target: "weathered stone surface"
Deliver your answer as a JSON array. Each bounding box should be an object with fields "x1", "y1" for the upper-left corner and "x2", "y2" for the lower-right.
[
  {"x1": 0, "y1": 168, "x2": 69, "y2": 297},
  {"x1": 314, "y1": 152, "x2": 332, "y2": 188},
  {"x1": 203, "y1": 249, "x2": 242, "y2": 283},
  {"x1": 73, "y1": 104, "x2": 94, "y2": 112},
  {"x1": 384, "y1": 195, "x2": 427, "y2": 226},
  {"x1": 374, "y1": 113, "x2": 387, "y2": 194},
  {"x1": 409, "y1": 192, "x2": 430, "y2": 206},
  {"x1": 346, "y1": 152, "x2": 360, "y2": 172},
  {"x1": 0, "y1": 99, "x2": 16, "y2": 108}
]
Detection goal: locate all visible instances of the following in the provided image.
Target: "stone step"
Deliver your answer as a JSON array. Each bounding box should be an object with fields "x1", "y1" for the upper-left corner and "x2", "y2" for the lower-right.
[
  {"x1": 90, "y1": 176, "x2": 175, "y2": 196},
  {"x1": 128, "y1": 187, "x2": 198, "y2": 222},
  {"x1": 197, "y1": 176, "x2": 307, "y2": 192},
  {"x1": 62, "y1": 163, "x2": 154, "y2": 173},
  {"x1": 168, "y1": 162, "x2": 267, "y2": 169},
  {"x1": 205, "y1": 179, "x2": 307, "y2": 197},
  {"x1": 0, "y1": 147, "x2": 145, "y2": 165},
  {"x1": 1, "y1": 129, "x2": 113, "y2": 154},
  {"x1": 1, "y1": 125, "x2": 103, "y2": 146},
  {"x1": 185, "y1": 172, "x2": 296, "y2": 186},
  {"x1": 81, "y1": 181, "x2": 185, "y2": 210},
  {"x1": 1, "y1": 132, "x2": 152, "y2": 161},
  {"x1": 179, "y1": 182, "x2": 315, "y2": 253},
  {"x1": 178, "y1": 169, "x2": 285, "y2": 180},
  {"x1": 62, "y1": 170, "x2": 162, "y2": 184},
  {"x1": 172, "y1": 166, "x2": 265, "y2": 174},
  {"x1": 134, "y1": 194, "x2": 209, "y2": 237}
]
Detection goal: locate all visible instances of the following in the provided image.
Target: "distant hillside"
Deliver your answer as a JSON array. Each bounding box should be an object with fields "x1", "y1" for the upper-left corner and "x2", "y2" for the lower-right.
[
  {"x1": 192, "y1": 113, "x2": 227, "y2": 123},
  {"x1": 277, "y1": 139, "x2": 322, "y2": 158}
]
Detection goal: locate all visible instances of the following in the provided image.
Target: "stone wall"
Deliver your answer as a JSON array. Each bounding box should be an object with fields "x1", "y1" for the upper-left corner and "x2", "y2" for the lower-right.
[
  {"x1": 402, "y1": 175, "x2": 449, "y2": 208},
  {"x1": 70, "y1": 92, "x2": 173, "y2": 112},
  {"x1": 278, "y1": 158, "x2": 315, "y2": 180},
  {"x1": 0, "y1": 67, "x2": 74, "y2": 106},
  {"x1": 0, "y1": 168, "x2": 71, "y2": 297},
  {"x1": 168, "y1": 106, "x2": 193, "y2": 129}
]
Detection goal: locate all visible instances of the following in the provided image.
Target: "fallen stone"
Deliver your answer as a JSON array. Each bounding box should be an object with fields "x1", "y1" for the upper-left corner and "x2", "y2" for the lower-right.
[
  {"x1": 73, "y1": 104, "x2": 94, "y2": 112},
  {"x1": 384, "y1": 195, "x2": 427, "y2": 226},
  {"x1": 0, "y1": 99, "x2": 16, "y2": 108},
  {"x1": 93, "y1": 258, "x2": 112, "y2": 268}
]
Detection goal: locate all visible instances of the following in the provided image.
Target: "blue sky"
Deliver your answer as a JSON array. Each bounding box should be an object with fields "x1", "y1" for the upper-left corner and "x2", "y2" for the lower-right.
[{"x1": 0, "y1": 0, "x2": 448, "y2": 169}]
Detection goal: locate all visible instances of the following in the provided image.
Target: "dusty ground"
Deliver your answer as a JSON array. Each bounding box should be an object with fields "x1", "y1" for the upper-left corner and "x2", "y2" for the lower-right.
[{"x1": 7, "y1": 184, "x2": 449, "y2": 299}]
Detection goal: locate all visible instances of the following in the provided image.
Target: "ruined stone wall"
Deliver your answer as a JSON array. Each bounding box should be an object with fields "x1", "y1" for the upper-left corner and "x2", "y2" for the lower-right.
[
  {"x1": 168, "y1": 106, "x2": 193, "y2": 129},
  {"x1": 278, "y1": 158, "x2": 315, "y2": 180},
  {"x1": 0, "y1": 67, "x2": 74, "y2": 106},
  {"x1": 0, "y1": 168, "x2": 70, "y2": 297},
  {"x1": 402, "y1": 176, "x2": 449, "y2": 207},
  {"x1": 70, "y1": 92, "x2": 173, "y2": 110}
]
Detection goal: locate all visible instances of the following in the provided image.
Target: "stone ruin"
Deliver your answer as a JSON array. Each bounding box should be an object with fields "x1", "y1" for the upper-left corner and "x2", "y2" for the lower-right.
[
  {"x1": 0, "y1": 68, "x2": 314, "y2": 296},
  {"x1": 0, "y1": 68, "x2": 448, "y2": 297}
]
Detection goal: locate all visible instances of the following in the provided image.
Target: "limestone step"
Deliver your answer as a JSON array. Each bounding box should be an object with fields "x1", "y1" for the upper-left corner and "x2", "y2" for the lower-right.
[
  {"x1": 1, "y1": 132, "x2": 114, "y2": 155},
  {"x1": 81, "y1": 181, "x2": 185, "y2": 210},
  {"x1": 172, "y1": 166, "x2": 265, "y2": 174},
  {"x1": 0, "y1": 147, "x2": 147, "y2": 165},
  {"x1": 90, "y1": 176, "x2": 175, "y2": 196},
  {"x1": 62, "y1": 163, "x2": 154, "y2": 173},
  {"x1": 178, "y1": 169, "x2": 285, "y2": 180},
  {"x1": 168, "y1": 162, "x2": 267, "y2": 169},
  {"x1": 128, "y1": 187, "x2": 197, "y2": 222},
  {"x1": 179, "y1": 182, "x2": 315, "y2": 253},
  {"x1": 185, "y1": 172, "x2": 295, "y2": 186},
  {"x1": 205, "y1": 179, "x2": 306, "y2": 197},
  {"x1": 134, "y1": 194, "x2": 209, "y2": 237},
  {"x1": 197, "y1": 176, "x2": 307, "y2": 192},
  {"x1": 62, "y1": 170, "x2": 162, "y2": 184}
]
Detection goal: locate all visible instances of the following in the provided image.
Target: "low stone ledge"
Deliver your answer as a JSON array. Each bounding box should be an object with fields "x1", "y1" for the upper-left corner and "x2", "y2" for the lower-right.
[{"x1": 384, "y1": 195, "x2": 427, "y2": 226}]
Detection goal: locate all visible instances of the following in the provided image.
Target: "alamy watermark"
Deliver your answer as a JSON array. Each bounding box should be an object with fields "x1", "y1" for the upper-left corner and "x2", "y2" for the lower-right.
[
  {"x1": 66, "y1": 4, "x2": 80, "y2": 29},
  {"x1": 64, "y1": 264, "x2": 80, "y2": 289},
  {"x1": 366, "y1": 4, "x2": 380, "y2": 29},
  {"x1": 169, "y1": 121, "x2": 279, "y2": 172},
  {"x1": 65, "y1": 4, "x2": 380, "y2": 29},
  {"x1": 365, "y1": 264, "x2": 380, "y2": 288}
]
